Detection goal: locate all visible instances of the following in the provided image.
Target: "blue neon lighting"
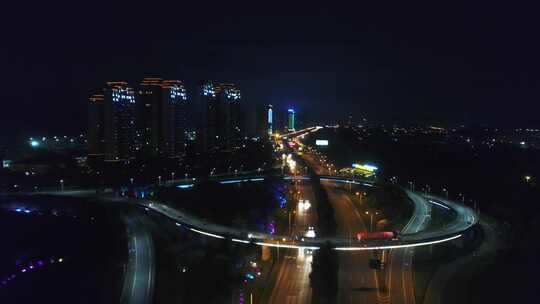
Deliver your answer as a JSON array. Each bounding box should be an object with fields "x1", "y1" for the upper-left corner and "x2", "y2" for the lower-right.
[
  {"x1": 220, "y1": 179, "x2": 245, "y2": 184},
  {"x1": 177, "y1": 184, "x2": 194, "y2": 189}
]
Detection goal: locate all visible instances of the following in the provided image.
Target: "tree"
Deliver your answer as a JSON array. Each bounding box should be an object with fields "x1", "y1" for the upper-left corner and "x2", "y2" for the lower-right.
[{"x1": 310, "y1": 241, "x2": 338, "y2": 301}]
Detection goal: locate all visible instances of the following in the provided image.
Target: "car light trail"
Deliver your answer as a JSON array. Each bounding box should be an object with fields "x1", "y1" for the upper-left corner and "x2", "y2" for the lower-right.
[
  {"x1": 429, "y1": 200, "x2": 450, "y2": 210},
  {"x1": 255, "y1": 242, "x2": 320, "y2": 250},
  {"x1": 189, "y1": 228, "x2": 225, "y2": 239},
  {"x1": 334, "y1": 234, "x2": 462, "y2": 251},
  {"x1": 232, "y1": 239, "x2": 251, "y2": 243}
]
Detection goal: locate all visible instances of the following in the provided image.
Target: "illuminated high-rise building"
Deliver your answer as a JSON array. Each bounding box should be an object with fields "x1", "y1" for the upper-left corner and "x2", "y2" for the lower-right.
[
  {"x1": 198, "y1": 81, "x2": 243, "y2": 152},
  {"x1": 267, "y1": 104, "x2": 273, "y2": 135},
  {"x1": 88, "y1": 82, "x2": 136, "y2": 161},
  {"x1": 162, "y1": 80, "x2": 188, "y2": 156},
  {"x1": 287, "y1": 108, "x2": 296, "y2": 132},
  {"x1": 104, "y1": 82, "x2": 136, "y2": 160},
  {"x1": 88, "y1": 93, "x2": 105, "y2": 157},
  {"x1": 256, "y1": 104, "x2": 274, "y2": 136},
  {"x1": 198, "y1": 81, "x2": 218, "y2": 152},
  {"x1": 218, "y1": 83, "x2": 242, "y2": 148},
  {"x1": 137, "y1": 77, "x2": 187, "y2": 157}
]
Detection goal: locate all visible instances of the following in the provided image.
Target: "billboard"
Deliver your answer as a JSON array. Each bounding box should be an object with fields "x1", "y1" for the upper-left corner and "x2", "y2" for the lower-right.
[{"x1": 315, "y1": 140, "x2": 329, "y2": 146}]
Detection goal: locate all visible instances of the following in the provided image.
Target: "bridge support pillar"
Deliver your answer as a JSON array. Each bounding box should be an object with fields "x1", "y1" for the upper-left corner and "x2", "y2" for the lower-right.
[{"x1": 261, "y1": 245, "x2": 271, "y2": 261}]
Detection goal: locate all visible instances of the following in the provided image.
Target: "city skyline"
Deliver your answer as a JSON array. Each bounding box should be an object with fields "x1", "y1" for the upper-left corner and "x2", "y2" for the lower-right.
[
  {"x1": 1, "y1": 3, "x2": 539, "y2": 304},
  {"x1": 4, "y1": 2, "x2": 540, "y2": 137}
]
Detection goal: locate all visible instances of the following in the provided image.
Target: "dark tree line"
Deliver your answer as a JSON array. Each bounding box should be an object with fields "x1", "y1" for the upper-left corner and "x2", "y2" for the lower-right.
[{"x1": 310, "y1": 242, "x2": 338, "y2": 302}]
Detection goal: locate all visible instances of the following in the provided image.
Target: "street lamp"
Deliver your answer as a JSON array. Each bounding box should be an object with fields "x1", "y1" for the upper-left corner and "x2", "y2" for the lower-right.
[
  {"x1": 130, "y1": 177, "x2": 134, "y2": 185},
  {"x1": 158, "y1": 176, "x2": 162, "y2": 186},
  {"x1": 184, "y1": 173, "x2": 188, "y2": 180},
  {"x1": 171, "y1": 172, "x2": 175, "y2": 182},
  {"x1": 59, "y1": 179, "x2": 64, "y2": 192},
  {"x1": 365, "y1": 211, "x2": 374, "y2": 232},
  {"x1": 442, "y1": 188, "x2": 448, "y2": 198},
  {"x1": 408, "y1": 181, "x2": 415, "y2": 191}
]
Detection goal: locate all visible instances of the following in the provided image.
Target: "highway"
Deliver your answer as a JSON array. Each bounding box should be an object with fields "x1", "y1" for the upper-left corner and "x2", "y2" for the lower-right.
[
  {"x1": 136, "y1": 175, "x2": 471, "y2": 251},
  {"x1": 300, "y1": 143, "x2": 431, "y2": 304},
  {"x1": 326, "y1": 187, "x2": 383, "y2": 304},
  {"x1": 385, "y1": 189, "x2": 431, "y2": 304},
  {"x1": 121, "y1": 214, "x2": 155, "y2": 304},
  {"x1": 17, "y1": 174, "x2": 473, "y2": 250},
  {"x1": 10, "y1": 154, "x2": 478, "y2": 304},
  {"x1": 267, "y1": 182, "x2": 317, "y2": 304}
]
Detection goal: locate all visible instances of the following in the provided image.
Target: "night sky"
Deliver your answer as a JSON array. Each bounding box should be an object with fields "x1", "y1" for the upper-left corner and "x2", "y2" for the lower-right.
[{"x1": 2, "y1": 2, "x2": 540, "y2": 136}]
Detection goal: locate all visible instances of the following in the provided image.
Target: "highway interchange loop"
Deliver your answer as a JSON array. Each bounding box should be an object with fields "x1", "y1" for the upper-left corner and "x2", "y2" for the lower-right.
[{"x1": 141, "y1": 175, "x2": 478, "y2": 251}]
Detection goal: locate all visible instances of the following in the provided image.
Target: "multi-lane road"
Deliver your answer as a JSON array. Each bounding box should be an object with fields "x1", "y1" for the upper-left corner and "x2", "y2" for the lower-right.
[
  {"x1": 266, "y1": 182, "x2": 317, "y2": 304},
  {"x1": 121, "y1": 214, "x2": 155, "y2": 304},
  {"x1": 325, "y1": 186, "x2": 383, "y2": 304},
  {"x1": 9, "y1": 136, "x2": 479, "y2": 304},
  {"x1": 301, "y1": 144, "x2": 431, "y2": 304}
]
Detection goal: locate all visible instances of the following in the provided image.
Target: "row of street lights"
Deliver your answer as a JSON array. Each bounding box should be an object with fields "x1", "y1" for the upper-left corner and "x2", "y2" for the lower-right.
[
  {"x1": 404, "y1": 179, "x2": 478, "y2": 211},
  {"x1": 127, "y1": 163, "x2": 264, "y2": 187}
]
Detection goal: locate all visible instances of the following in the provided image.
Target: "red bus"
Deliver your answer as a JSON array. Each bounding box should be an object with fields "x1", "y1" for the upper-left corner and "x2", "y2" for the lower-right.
[{"x1": 357, "y1": 231, "x2": 395, "y2": 241}]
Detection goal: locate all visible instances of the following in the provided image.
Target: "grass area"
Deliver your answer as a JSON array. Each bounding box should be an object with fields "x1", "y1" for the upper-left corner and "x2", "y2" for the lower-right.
[
  {"x1": 412, "y1": 225, "x2": 484, "y2": 303},
  {"x1": 156, "y1": 178, "x2": 286, "y2": 233},
  {"x1": 422, "y1": 204, "x2": 457, "y2": 234},
  {"x1": 345, "y1": 184, "x2": 413, "y2": 232}
]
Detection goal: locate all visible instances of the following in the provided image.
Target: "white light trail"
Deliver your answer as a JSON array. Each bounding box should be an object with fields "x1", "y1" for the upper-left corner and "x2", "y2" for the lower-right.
[
  {"x1": 189, "y1": 228, "x2": 225, "y2": 239},
  {"x1": 429, "y1": 200, "x2": 450, "y2": 210},
  {"x1": 255, "y1": 242, "x2": 320, "y2": 250},
  {"x1": 334, "y1": 234, "x2": 462, "y2": 251}
]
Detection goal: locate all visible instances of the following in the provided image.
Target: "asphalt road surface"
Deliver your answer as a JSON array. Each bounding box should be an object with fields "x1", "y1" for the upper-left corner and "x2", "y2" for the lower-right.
[
  {"x1": 325, "y1": 185, "x2": 386, "y2": 304},
  {"x1": 121, "y1": 214, "x2": 155, "y2": 304},
  {"x1": 267, "y1": 182, "x2": 317, "y2": 304}
]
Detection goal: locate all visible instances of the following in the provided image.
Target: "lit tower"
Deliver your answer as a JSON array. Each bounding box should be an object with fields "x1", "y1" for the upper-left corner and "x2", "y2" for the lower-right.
[
  {"x1": 287, "y1": 108, "x2": 296, "y2": 132},
  {"x1": 137, "y1": 77, "x2": 162, "y2": 153},
  {"x1": 218, "y1": 83, "x2": 242, "y2": 149},
  {"x1": 162, "y1": 80, "x2": 188, "y2": 157},
  {"x1": 198, "y1": 81, "x2": 243, "y2": 152},
  {"x1": 267, "y1": 104, "x2": 273, "y2": 135},
  {"x1": 137, "y1": 78, "x2": 188, "y2": 157},
  {"x1": 103, "y1": 82, "x2": 136, "y2": 160},
  {"x1": 198, "y1": 81, "x2": 219, "y2": 152},
  {"x1": 88, "y1": 93, "x2": 105, "y2": 158}
]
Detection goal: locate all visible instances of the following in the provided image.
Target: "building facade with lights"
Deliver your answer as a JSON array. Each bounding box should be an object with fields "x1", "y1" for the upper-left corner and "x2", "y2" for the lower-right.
[
  {"x1": 88, "y1": 82, "x2": 136, "y2": 161},
  {"x1": 198, "y1": 81, "x2": 243, "y2": 152},
  {"x1": 137, "y1": 78, "x2": 188, "y2": 157},
  {"x1": 255, "y1": 104, "x2": 274, "y2": 136},
  {"x1": 287, "y1": 108, "x2": 296, "y2": 132}
]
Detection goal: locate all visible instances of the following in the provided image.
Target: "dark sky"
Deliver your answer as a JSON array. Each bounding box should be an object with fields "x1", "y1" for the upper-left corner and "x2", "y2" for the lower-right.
[{"x1": 2, "y1": 1, "x2": 540, "y2": 136}]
